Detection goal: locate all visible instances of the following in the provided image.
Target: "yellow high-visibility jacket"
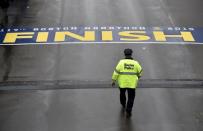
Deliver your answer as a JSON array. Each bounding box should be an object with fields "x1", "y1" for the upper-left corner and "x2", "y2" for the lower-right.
[{"x1": 112, "y1": 59, "x2": 142, "y2": 89}]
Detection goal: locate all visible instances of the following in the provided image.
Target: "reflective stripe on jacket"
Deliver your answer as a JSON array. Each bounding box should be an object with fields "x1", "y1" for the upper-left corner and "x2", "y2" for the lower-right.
[{"x1": 112, "y1": 59, "x2": 142, "y2": 89}]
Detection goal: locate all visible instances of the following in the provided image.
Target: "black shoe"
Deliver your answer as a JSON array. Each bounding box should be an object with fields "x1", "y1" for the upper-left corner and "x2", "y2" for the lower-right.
[
  {"x1": 126, "y1": 112, "x2": 132, "y2": 118},
  {"x1": 121, "y1": 105, "x2": 126, "y2": 113},
  {"x1": 126, "y1": 110, "x2": 132, "y2": 118}
]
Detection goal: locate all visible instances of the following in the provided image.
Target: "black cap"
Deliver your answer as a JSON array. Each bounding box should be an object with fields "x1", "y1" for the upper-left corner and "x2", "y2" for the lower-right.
[{"x1": 124, "y1": 48, "x2": 133, "y2": 56}]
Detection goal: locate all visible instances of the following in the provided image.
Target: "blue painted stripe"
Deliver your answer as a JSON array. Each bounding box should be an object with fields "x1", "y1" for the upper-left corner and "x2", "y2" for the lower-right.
[{"x1": 0, "y1": 26, "x2": 203, "y2": 45}]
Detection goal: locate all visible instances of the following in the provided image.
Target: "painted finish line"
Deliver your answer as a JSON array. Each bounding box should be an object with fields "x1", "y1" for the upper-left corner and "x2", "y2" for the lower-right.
[{"x1": 0, "y1": 26, "x2": 203, "y2": 45}]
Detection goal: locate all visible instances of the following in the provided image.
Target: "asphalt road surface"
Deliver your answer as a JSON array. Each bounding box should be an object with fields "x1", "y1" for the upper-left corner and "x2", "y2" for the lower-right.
[
  {"x1": 0, "y1": 88, "x2": 203, "y2": 131},
  {"x1": 0, "y1": 0, "x2": 203, "y2": 131},
  {"x1": 0, "y1": 0, "x2": 203, "y2": 86}
]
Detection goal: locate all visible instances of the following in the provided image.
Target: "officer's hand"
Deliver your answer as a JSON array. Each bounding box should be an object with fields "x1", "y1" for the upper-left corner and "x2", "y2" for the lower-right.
[{"x1": 112, "y1": 82, "x2": 115, "y2": 87}]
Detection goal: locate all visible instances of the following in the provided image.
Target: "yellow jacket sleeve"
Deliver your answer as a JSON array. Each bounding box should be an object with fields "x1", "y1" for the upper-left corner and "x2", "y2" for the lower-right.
[
  {"x1": 112, "y1": 61, "x2": 122, "y2": 81},
  {"x1": 136, "y1": 62, "x2": 143, "y2": 78}
]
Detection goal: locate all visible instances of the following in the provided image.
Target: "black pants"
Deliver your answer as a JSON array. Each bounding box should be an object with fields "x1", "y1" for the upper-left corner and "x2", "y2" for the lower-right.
[{"x1": 120, "y1": 88, "x2": 136, "y2": 113}]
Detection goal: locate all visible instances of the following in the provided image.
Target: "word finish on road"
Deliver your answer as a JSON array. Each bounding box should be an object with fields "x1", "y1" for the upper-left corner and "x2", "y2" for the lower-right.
[{"x1": 0, "y1": 26, "x2": 203, "y2": 45}]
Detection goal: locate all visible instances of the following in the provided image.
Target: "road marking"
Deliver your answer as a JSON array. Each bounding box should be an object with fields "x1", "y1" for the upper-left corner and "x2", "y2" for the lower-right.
[{"x1": 0, "y1": 41, "x2": 203, "y2": 46}]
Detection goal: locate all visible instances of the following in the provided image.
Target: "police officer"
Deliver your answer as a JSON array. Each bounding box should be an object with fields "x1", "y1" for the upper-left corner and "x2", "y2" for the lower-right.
[{"x1": 112, "y1": 48, "x2": 142, "y2": 117}]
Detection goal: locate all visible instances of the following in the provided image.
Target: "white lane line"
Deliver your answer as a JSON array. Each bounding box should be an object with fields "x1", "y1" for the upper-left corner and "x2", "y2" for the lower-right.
[{"x1": 0, "y1": 41, "x2": 203, "y2": 46}]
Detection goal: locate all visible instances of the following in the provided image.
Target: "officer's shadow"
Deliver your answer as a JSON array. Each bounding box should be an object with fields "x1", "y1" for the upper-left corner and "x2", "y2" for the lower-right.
[{"x1": 118, "y1": 108, "x2": 135, "y2": 131}]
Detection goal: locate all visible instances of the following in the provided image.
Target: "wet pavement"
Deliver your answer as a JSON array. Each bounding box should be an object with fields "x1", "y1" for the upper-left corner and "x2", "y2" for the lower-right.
[
  {"x1": 1, "y1": 0, "x2": 203, "y2": 27},
  {"x1": 0, "y1": 0, "x2": 203, "y2": 86},
  {"x1": 0, "y1": 0, "x2": 203, "y2": 131},
  {"x1": 0, "y1": 88, "x2": 203, "y2": 131}
]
